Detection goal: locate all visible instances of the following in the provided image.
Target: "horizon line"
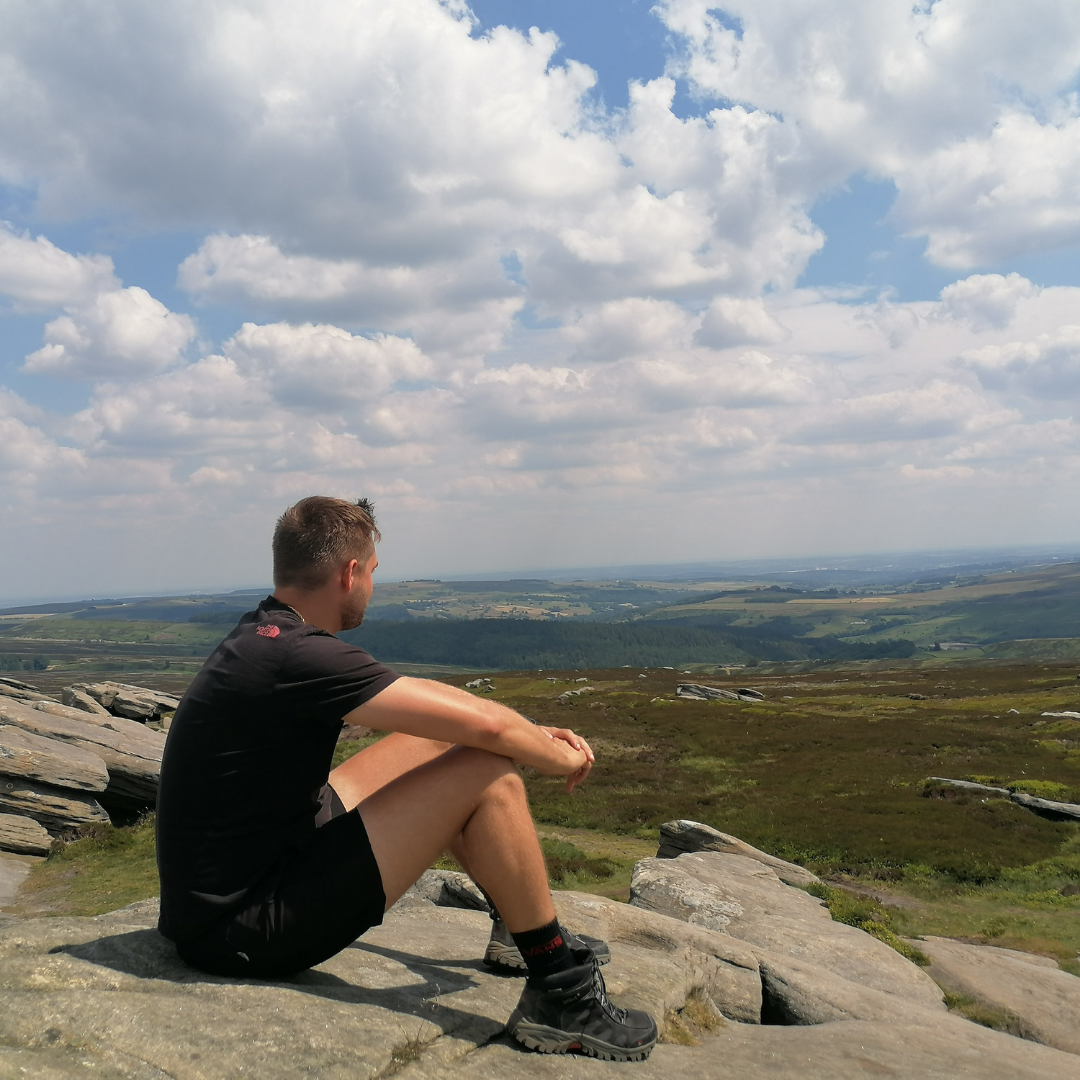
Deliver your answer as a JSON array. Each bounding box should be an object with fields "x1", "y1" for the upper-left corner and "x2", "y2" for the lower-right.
[{"x1": 3, "y1": 541, "x2": 1080, "y2": 611}]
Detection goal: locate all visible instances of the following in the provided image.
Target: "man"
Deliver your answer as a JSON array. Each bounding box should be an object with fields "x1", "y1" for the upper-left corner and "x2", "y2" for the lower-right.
[{"x1": 156, "y1": 496, "x2": 657, "y2": 1062}]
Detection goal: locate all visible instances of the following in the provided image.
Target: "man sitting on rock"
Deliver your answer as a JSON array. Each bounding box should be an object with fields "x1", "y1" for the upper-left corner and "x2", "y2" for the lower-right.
[{"x1": 156, "y1": 495, "x2": 657, "y2": 1062}]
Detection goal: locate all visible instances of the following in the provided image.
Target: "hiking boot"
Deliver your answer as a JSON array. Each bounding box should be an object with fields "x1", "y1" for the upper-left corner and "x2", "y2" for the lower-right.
[
  {"x1": 506, "y1": 957, "x2": 658, "y2": 1061},
  {"x1": 483, "y1": 916, "x2": 611, "y2": 972}
]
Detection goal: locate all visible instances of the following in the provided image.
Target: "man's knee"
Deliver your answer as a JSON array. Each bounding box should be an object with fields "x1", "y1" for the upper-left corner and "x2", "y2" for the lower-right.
[
  {"x1": 456, "y1": 746, "x2": 526, "y2": 797},
  {"x1": 486, "y1": 761, "x2": 528, "y2": 810}
]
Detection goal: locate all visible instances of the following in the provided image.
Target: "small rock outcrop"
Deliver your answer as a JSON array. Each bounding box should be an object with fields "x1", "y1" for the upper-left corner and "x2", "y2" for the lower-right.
[
  {"x1": 0, "y1": 698, "x2": 165, "y2": 807},
  {"x1": 630, "y1": 851, "x2": 944, "y2": 1024},
  {"x1": 401, "y1": 868, "x2": 492, "y2": 911},
  {"x1": 557, "y1": 686, "x2": 595, "y2": 702},
  {"x1": 67, "y1": 681, "x2": 180, "y2": 722},
  {"x1": 0, "y1": 686, "x2": 166, "y2": 851},
  {"x1": 926, "y1": 777, "x2": 1080, "y2": 823},
  {"x1": 656, "y1": 819, "x2": 820, "y2": 887},
  {"x1": 912, "y1": 936, "x2": 1080, "y2": 1056},
  {"x1": 676, "y1": 684, "x2": 765, "y2": 702}
]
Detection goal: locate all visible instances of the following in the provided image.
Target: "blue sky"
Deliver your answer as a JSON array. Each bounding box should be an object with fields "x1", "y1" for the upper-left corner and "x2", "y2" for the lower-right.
[
  {"x1": 1, "y1": 0, "x2": 1079, "y2": 599},
  {"x1": 470, "y1": 0, "x2": 672, "y2": 111}
]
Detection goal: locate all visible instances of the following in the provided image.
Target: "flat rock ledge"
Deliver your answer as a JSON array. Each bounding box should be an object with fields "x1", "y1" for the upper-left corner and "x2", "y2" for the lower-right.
[
  {"x1": 1, "y1": 861, "x2": 1078, "y2": 1079},
  {"x1": 0, "y1": 812, "x2": 51, "y2": 856},
  {"x1": 656, "y1": 819, "x2": 820, "y2": 887},
  {"x1": 911, "y1": 935, "x2": 1080, "y2": 1056},
  {"x1": 926, "y1": 777, "x2": 1080, "y2": 823},
  {"x1": 0, "y1": 695, "x2": 165, "y2": 848}
]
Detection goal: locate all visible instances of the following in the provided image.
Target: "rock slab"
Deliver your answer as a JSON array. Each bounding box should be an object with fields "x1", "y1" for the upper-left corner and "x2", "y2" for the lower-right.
[
  {"x1": 0, "y1": 776, "x2": 110, "y2": 832},
  {"x1": 0, "y1": 697, "x2": 164, "y2": 806},
  {"x1": 657, "y1": 819, "x2": 820, "y2": 887},
  {"x1": 0, "y1": 724, "x2": 109, "y2": 792},
  {"x1": 61, "y1": 688, "x2": 111, "y2": 716},
  {"x1": 913, "y1": 935, "x2": 1080, "y2": 1056},
  {"x1": 0, "y1": 681, "x2": 52, "y2": 704},
  {"x1": 927, "y1": 777, "x2": 1080, "y2": 822},
  {"x1": 631, "y1": 852, "x2": 946, "y2": 1024},
  {"x1": 0, "y1": 813, "x2": 51, "y2": 856},
  {"x1": 0, "y1": 898, "x2": 1075, "y2": 1080}
]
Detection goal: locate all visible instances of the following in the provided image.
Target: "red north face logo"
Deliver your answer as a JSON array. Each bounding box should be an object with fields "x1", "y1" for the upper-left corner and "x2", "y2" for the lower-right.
[{"x1": 256, "y1": 625, "x2": 281, "y2": 638}]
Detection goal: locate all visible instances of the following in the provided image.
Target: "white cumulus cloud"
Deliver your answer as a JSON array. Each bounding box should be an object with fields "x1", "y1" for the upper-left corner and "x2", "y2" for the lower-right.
[
  {"x1": 24, "y1": 287, "x2": 196, "y2": 379},
  {"x1": 936, "y1": 273, "x2": 1038, "y2": 331},
  {"x1": 0, "y1": 223, "x2": 118, "y2": 310},
  {"x1": 656, "y1": 0, "x2": 1080, "y2": 267},
  {"x1": 696, "y1": 296, "x2": 789, "y2": 349},
  {"x1": 1, "y1": 2, "x2": 1080, "y2": 590},
  {"x1": 961, "y1": 325, "x2": 1080, "y2": 401},
  {"x1": 224, "y1": 321, "x2": 435, "y2": 407}
]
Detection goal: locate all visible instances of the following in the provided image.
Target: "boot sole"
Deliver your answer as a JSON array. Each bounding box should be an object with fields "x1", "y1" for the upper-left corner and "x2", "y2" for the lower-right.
[
  {"x1": 509, "y1": 1020, "x2": 655, "y2": 1062},
  {"x1": 483, "y1": 941, "x2": 612, "y2": 972},
  {"x1": 484, "y1": 941, "x2": 527, "y2": 971}
]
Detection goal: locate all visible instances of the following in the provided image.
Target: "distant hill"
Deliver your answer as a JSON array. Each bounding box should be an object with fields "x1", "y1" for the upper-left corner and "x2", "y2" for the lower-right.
[
  {"x1": 341, "y1": 616, "x2": 917, "y2": 669},
  {"x1": 4, "y1": 559, "x2": 1080, "y2": 672}
]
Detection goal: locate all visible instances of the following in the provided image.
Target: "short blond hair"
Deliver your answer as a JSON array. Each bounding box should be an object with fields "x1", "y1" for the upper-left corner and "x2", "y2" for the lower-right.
[{"x1": 272, "y1": 496, "x2": 380, "y2": 590}]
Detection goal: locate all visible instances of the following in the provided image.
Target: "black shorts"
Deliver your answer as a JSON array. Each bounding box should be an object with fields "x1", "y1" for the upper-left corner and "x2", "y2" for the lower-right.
[{"x1": 176, "y1": 785, "x2": 386, "y2": 978}]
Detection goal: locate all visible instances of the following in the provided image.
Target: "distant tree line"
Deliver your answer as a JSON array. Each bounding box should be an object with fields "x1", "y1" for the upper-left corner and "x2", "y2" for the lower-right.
[
  {"x1": 342, "y1": 614, "x2": 917, "y2": 669},
  {"x1": 0, "y1": 655, "x2": 50, "y2": 672},
  {"x1": 187, "y1": 608, "x2": 250, "y2": 623}
]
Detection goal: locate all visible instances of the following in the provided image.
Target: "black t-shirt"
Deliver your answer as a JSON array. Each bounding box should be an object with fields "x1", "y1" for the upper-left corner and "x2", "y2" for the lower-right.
[{"x1": 155, "y1": 596, "x2": 399, "y2": 945}]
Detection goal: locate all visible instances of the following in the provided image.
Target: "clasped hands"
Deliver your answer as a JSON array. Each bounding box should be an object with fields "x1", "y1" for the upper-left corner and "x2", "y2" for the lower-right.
[{"x1": 538, "y1": 725, "x2": 594, "y2": 793}]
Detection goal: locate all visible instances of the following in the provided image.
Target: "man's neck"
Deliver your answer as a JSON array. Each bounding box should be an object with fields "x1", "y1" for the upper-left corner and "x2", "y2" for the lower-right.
[{"x1": 271, "y1": 588, "x2": 340, "y2": 634}]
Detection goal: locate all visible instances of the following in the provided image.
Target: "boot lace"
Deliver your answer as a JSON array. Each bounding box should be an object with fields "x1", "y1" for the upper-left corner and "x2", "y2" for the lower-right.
[{"x1": 591, "y1": 960, "x2": 628, "y2": 1024}]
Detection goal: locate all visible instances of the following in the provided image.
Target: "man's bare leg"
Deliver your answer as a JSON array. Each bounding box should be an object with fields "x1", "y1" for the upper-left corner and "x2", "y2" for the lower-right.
[
  {"x1": 328, "y1": 731, "x2": 656, "y2": 1058},
  {"x1": 337, "y1": 742, "x2": 554, "y2": 932},
  {"x1": 328, "y1": 731, "x2": 453, "y2": 808},
  {"x1": 330, "y1": 732, "x2": 493, "y2": 881},
  {"x1": 329, "y1": 732, "x2": 500, "y2": 896}
]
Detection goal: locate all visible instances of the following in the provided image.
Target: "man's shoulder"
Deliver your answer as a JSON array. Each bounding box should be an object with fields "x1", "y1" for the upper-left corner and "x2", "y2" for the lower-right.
[
  {"x1": 203, "y1": 597, "x2": 396, "y2": 701},
  {"x1": 282, "y1": 624, "x2": 389, "y2": 677}
]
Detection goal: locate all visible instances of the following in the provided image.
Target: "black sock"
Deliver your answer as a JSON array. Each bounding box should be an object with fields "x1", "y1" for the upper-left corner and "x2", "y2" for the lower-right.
[
  {"x1": 510, "y1": 918, "x2": 576, "y2": 978},
  {"x1": 474, "y1": 882, "x2": 500, "y2": 922}
]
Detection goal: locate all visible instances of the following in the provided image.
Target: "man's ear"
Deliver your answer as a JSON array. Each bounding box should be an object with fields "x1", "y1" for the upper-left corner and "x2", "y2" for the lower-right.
[{"x1": 340, "y1": 558, "x2": 359, "y2": 592}]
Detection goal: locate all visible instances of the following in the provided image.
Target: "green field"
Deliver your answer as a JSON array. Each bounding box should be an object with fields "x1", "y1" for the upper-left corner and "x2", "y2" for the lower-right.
[
  {"x1": 6, "y1": 559, "x2": 1080, "y2": 671},
  {"x1": 463, "y1": 665, "x2": 1080, "y2": 873}
]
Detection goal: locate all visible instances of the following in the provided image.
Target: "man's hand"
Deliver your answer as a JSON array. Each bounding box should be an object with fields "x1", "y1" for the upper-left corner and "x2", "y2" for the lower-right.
[{"x1": 539, "y1": 726, "x2": 594, "y2": 792}]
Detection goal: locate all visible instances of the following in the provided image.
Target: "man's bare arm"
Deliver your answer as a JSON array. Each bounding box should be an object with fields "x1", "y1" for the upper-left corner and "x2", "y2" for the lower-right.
[{"x1": 347, "y1": 676, "x2": 592, "y2": 788}]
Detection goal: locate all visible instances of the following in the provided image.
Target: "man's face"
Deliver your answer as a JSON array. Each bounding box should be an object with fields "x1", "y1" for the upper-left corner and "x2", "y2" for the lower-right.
[{"x1": 340, "y1": 550, "x2": 378, "y2": 631}]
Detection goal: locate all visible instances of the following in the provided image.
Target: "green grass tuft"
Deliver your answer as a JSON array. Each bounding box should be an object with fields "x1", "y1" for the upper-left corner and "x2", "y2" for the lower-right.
[
  {"x1": 331, "y1": 734, "x2": 386, "y2": 769},
  {"x1": 942, "y1": 992, "x2": 1033, "y2": 1037},
  {"x1": 1007, "y1": 779, "x2": 1075, "y2": 801},
  {"x1": 540, "y1": 837, "x2": 620, "y2": 885},
  {"x1": 804, "y1": 882, "x2": 930, "y2": 964},
  {"x1": 17, "y1": 816, "x2": 159, "y2": 917}
]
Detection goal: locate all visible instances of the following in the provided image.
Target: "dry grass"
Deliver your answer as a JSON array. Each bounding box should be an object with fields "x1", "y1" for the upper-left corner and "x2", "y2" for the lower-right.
[
  {"x1": 661, "y1": 991, "x2": 727, "y2": 1045},
  {"x1": 12, "y1": 817, "x2": 159, "y2": 917}
]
